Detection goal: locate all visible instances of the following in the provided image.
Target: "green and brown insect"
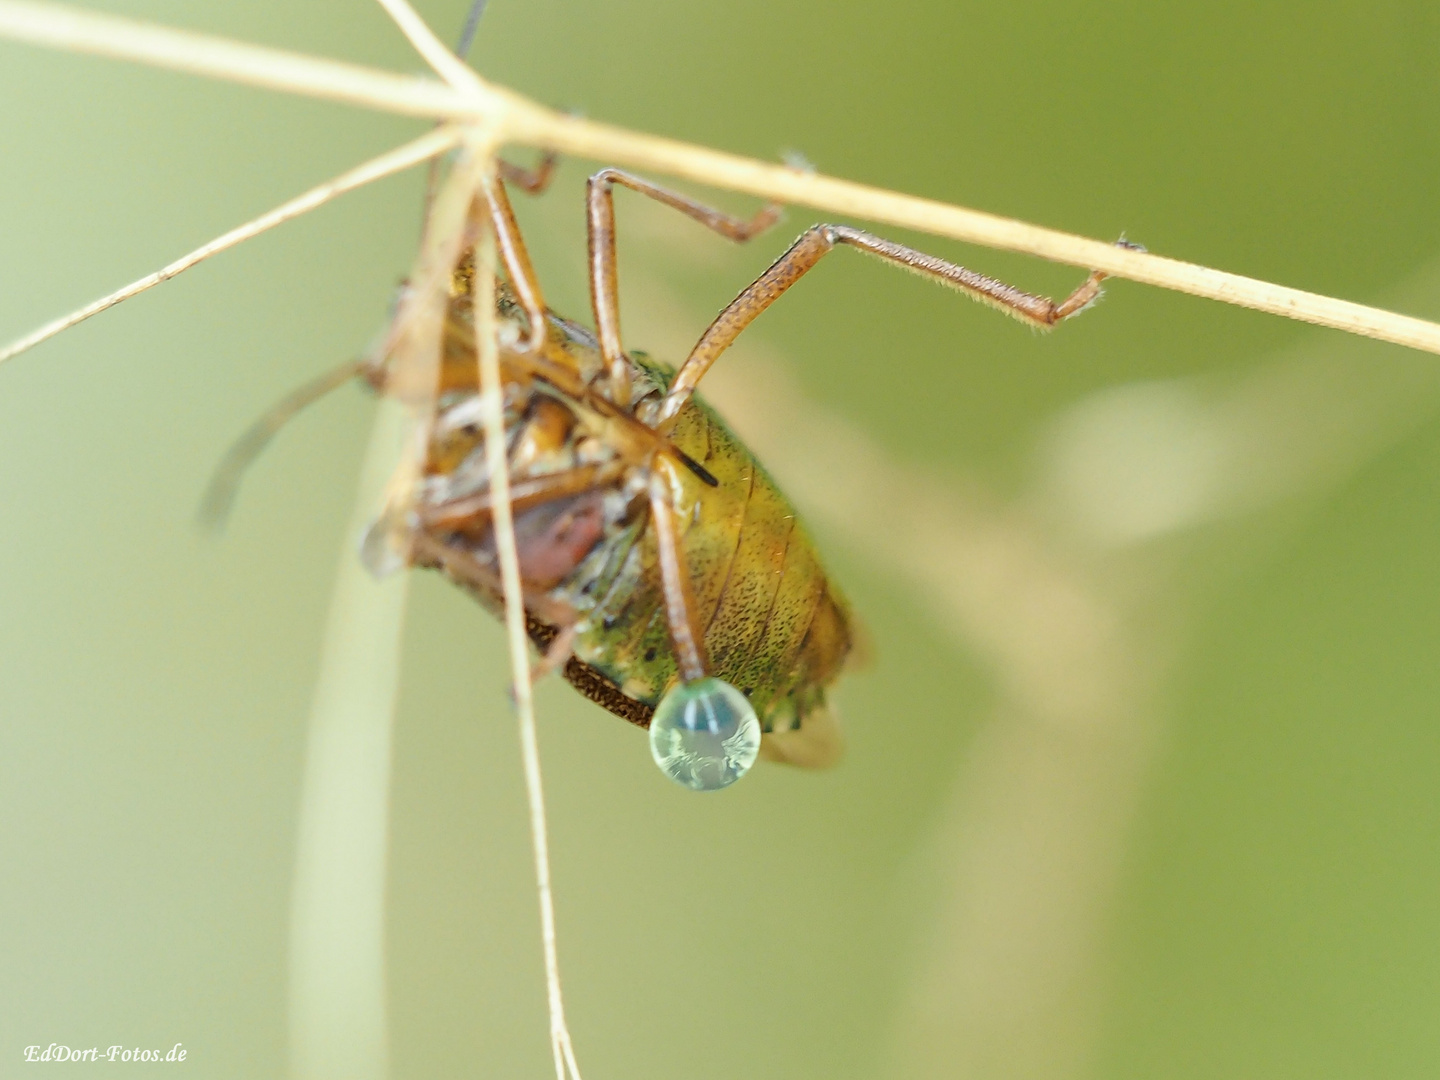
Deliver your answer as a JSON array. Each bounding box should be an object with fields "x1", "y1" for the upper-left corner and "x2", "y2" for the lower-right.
[
  {"x1": 369, "y1": 156, "x2": 1128, "y2": 789},
  {"x1": 215, "y1": 153, "x2": 1121, "y2": 790}
]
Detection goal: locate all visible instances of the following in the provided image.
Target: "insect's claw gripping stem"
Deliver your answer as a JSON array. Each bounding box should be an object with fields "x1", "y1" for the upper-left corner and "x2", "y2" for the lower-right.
[{"x1": 1049, "y1": 237, "x2": 1148, "y2": 321}]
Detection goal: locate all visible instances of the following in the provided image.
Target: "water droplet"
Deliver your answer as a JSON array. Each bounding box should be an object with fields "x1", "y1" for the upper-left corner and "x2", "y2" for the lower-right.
[
  {"x1": 649, "y1": 678, "x2": 761, "y2": 792},
  {"x1": 358, "y1": 517, "x2": 405, "y2": 579}
]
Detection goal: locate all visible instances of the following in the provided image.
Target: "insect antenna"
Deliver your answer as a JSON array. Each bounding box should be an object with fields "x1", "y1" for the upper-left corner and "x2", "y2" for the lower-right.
[
  {"x1": 455, "y1": 0, "x2": 488, "y2": 60},
  {"x1": 418, "y1": 0, "x2": 489, "y2": 230},
  {"x1": 196, "y1": 359, "x2": 368, "y2": 530}
]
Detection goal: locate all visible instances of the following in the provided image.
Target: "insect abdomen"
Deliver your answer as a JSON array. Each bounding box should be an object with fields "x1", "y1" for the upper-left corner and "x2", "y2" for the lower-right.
[{"x1": 567, "y1": 394, "x2": 851, "y2": 735}]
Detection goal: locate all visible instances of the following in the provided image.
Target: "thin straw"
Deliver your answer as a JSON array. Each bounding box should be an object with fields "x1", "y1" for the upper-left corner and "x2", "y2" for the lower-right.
[
  {"x1": 472, "y1": 169, "x2": 585, "y2": 1080},
  {"x1": 0, "y1": 125, "x2": 463, "y2": 365},
  {"x1": 3, "y1": 1, "x2": 1440, "y2": 357}
]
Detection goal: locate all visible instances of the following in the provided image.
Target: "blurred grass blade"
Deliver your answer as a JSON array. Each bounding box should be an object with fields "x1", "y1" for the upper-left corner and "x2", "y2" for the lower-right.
[{"x1": 288, "y1": 399, "x2": 409, "y2": 1080}]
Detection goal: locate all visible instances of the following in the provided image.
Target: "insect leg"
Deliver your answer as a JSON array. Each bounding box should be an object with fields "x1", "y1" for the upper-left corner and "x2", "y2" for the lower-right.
[
  {"x1": 531, "y1": 622, "x2": 579, "y2": 682},
  {"x1": 417, "y1": 463, "x2": 625, "y2": 529},
  {"x1": 474, "y1": 173, "x2": 550, "y2": 354},
  {"x1": 407, "y1": 529, "x2": 577, "y2": 629},
  {"x1": 647, "y1": 458, "x2": 710, "y2": 683},
  {"x1": 656, "y1": 228, "x2": 1140, "y2": 427},
  {"x1": 586, "y1": 168, "x2": 783, "y2": 409},
  {"x1": 499, "y1": 152, "x2": 560, "y2": 195}
]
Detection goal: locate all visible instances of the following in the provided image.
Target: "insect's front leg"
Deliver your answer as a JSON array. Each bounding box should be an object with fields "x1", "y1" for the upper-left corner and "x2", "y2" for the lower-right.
[
  {"x1": 417, "y1": 463, "x2": 626, "y2": 529},
  {"x1": 471, "y1": 173, "x2": 549, "y2": 355}
]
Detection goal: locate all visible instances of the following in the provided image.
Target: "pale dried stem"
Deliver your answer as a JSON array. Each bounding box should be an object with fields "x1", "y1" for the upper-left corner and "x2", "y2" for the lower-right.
[
  {"x1": 2, "y1": 0, "x2": 1438, "y2": 357},
  {"x1": 371, "y1": 0, "x2": 483, "y2": 92},
  {"x1": 471, "y1": 163, "x2": 584, "y2": 1080},
  {"x1": 0, "y1": 124, "x2": 464, "y2": 366},
  {"x1": 0, "y1": 0, "x2": 474, "y2": 118},
  {"x1": 374, "y1": 137, "x2": 490, "y2": 521}
]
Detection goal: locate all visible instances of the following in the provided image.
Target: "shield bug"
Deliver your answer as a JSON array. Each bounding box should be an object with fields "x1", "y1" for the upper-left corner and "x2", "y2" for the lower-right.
[{"x1": 234, "y1": 155, "x2": 1129, "y2": 792}]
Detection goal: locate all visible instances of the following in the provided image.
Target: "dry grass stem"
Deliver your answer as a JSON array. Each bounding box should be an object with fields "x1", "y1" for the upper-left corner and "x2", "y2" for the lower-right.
[
  {"x1": 372, "y1": 0, "x2": 485, "y2": 92},
  {"x1": 0, "y1": 124, "x2": 464, "y2": 365},
  {"x1": 0, "y1": 0, "x2": 472, "y2": 117},
  {"x1": 2, "y1": 0, "x2": 1439, "y2": 357},
  {"x1": 471, "y1": 160, "x2": 585, "y2": 1080}
]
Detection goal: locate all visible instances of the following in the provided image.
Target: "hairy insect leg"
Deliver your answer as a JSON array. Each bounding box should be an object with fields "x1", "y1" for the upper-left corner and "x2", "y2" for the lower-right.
[
  {"x1": 418, "y1": 170, "x2": 572, "y2": 397},
  {"x1": 586, "y1": 168, "x2": 783, "y2": 408},
  {"x1": 656, "y1": 229, "x2": 1141, "y2": 427},
  {"x1": 431, "y1": 155, "x2": 556, "y2": 298},
  {"x1": 645, "y1": 455, "x2": 765, "y2": 791}
]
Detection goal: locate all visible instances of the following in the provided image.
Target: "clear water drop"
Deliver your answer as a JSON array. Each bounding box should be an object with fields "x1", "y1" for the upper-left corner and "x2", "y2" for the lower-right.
[{"x1": 649, "y1": 678, "x2": 761, "y2": 791}]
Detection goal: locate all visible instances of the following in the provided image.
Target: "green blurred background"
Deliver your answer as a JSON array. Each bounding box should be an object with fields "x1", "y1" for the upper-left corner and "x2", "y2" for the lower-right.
[{"x1": 4, "y1": 1, "x2": 1440, "y2": 1077}]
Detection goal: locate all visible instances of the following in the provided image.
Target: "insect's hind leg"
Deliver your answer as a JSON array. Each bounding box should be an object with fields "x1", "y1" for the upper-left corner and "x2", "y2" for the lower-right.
[
  {"x1": 655, "y1": 228, "x2": 1142, "y2": 427},
  {"x1": 586, "y1": 168, "x2": 784, "y2": 407},
  {"x1": 646, "y1": 458, "x2": 711, "y2": 685},
  {"x1": 645, "y1": 453, "x2": 767, "y2": 790}
]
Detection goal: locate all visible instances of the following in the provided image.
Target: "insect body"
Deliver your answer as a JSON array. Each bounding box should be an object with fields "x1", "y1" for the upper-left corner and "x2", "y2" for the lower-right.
[
  {"x1": 203, "y1": 157, "x2": 1120, "y2": 790},
  {"x1": 400, "y1": 270, "x2": 852, "y2": 766},
  {"x1": 394, "y1": 273, "x2": 854, "y2": 774},
  {"x1": 352, "y1": 161, "x2": 1120, "y2": 789}
]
